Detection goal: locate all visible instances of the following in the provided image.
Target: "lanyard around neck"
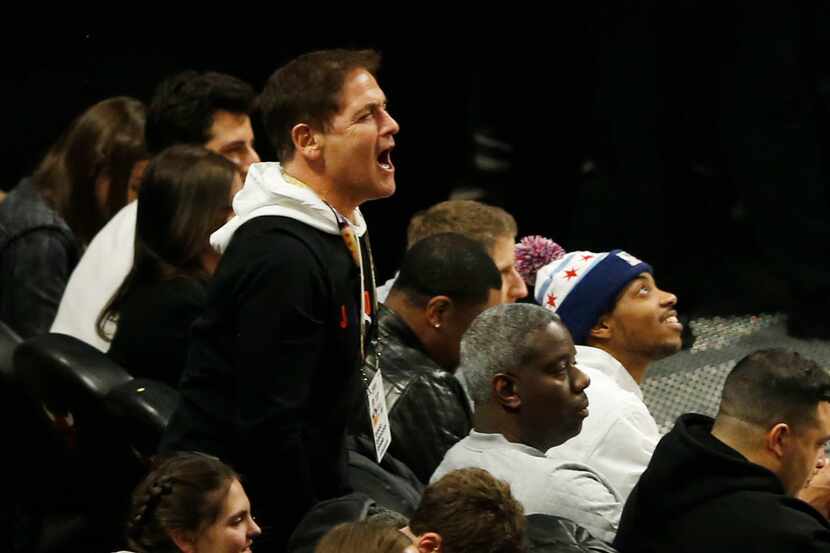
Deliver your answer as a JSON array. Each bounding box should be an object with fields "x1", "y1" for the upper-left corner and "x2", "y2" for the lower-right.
[
  {"x1": 280, "y1": 167, "x2": 378, "y2": 373},
  {"x1": 325, "y1": 203, "x2": 378, "y2": 370}
]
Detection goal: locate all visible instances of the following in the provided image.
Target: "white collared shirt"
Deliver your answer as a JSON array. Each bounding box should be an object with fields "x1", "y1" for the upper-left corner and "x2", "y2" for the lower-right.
[
  {"x1": 546, "y1": 345, "x2": 660, "y2": 502},
  {"x1": 50, "y1": 200, "x2": 137, "y2": 352}
]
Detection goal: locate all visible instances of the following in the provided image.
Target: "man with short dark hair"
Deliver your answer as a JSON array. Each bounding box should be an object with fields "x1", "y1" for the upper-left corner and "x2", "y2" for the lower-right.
[
  {"x1": 615, "y1": 349, "x2": 830, "y2": 553},
  {"x1": 352, "y1": 232, "x2": 502, "y2": 483},
  {"x1": 435, "y1": 304, "x2": 622, "y2": 543},
  {"x1": 144, "y1": 70, "x2": 259, "y2": 161},
  {"x1": 161, "y1": 49, "x2": 399, "y2": 549},
  {"x1": 51, "y1": 71, "x2": 259, "y2": 351}
]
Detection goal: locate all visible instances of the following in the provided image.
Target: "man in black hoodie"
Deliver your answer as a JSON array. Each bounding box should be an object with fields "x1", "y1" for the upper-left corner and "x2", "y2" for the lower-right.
[
  {"x1": 160, "y1": 49, "x2": 400, "y2": 550},
  {"x1": 615, "y1": 349, "x2": 830, "y2": 553}
]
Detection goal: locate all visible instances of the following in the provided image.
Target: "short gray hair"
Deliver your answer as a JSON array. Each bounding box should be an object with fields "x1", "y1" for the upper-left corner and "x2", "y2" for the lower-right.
[{"x1": 461, "y1": 304, "x2": 561, "y2": 406}]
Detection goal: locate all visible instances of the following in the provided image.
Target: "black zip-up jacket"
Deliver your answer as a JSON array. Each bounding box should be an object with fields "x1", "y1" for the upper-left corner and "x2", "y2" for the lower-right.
[{"x1": 160, "y1": 215, "x2": 369, "y2": 550}]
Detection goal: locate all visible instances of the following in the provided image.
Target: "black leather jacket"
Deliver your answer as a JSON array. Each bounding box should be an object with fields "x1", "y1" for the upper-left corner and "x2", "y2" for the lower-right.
[
  {"x1": 351, "y1": 305, "x2": 472, "y2": 484},
  {"x1": 527, "y1": 514, "x2": 619, "y2": 553}
]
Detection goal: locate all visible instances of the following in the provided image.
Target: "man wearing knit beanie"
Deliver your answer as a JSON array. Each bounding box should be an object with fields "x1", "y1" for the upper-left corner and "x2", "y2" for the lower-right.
[{"x1": 526, "y1": 243, "x2": 683, "y2": 501}]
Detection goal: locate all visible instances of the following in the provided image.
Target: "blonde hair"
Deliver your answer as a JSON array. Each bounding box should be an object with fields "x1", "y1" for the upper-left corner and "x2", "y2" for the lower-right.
[
  {"x1": 315, "y1": 521, "x2": 411, "y2": 553},
  {"x1": 406, "y1": 200, "x2": 517, "y2": 253}
]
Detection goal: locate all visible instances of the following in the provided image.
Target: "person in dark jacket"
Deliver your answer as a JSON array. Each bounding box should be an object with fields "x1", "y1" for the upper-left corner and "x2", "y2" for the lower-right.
[
  {"x1": 160, "y1": 49, "x2": 400, "y2": 551},
  {"x1": 353, "y1": 232, "x2": 502, "y2": 483},
  {"x1": 99, "y1": 145, "x2": 241, "y2": 387},
  {"x1": 0, "y1": 96, "x2": 146, "y2": 338},
  {"x1": 615, "y1": 349, "x2": 830, "y2": 553}
]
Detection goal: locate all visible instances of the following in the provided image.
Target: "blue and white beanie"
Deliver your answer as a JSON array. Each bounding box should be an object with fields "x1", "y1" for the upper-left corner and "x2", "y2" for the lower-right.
[{"x1": 534, "y1": 249, "x2": 653, "y2": 345}]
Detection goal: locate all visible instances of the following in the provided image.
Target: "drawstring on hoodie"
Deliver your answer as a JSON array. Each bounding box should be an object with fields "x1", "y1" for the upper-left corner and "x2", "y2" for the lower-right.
[{"x1": 280, "y1": 164, "x2": 380, "y2": 383}]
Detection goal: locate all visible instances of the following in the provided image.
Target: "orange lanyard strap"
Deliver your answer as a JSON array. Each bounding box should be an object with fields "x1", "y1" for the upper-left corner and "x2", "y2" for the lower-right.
[{"x1": 325, "y1": 205, "x2": 379, "y2": 376}]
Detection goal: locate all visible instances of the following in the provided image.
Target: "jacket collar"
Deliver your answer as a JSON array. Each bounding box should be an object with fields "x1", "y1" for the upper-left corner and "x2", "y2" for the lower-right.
[
  {"x1": 378, "y1": 304, "x2": 428, "y2": 355},
  {"x1": 575, "y1": 345, "x2": 643, "y2": 399}
]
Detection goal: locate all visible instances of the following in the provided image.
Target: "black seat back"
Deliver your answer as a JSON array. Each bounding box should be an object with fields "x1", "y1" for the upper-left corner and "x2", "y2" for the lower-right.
[
  {"x1": 0, "y1": 324, "x2": 74, "y2": 503},
  {"x1": 12, "y1": 333, "x2": 136, "y2": 552},
  {"x1": 104, "y1": 377, "x2": 179, "y2": 465}
]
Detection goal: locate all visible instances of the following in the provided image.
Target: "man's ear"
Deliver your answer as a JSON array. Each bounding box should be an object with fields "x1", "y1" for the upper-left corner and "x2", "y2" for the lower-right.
[
  {"x1": 168, "y1": 529, "x2": 195, "y2": 553},
  {"x1": 290, "y1": 123, "x2": 322, "y2": 161},
  {"x1": 767, "y1": 423, "x2": 790, "y2": 459},
  {"x1": 588, "y1": 313, "x2": 613, "y2": 342},
  {"x1": 417, "y1": 532, "x2": 443, "y2": 553},
  {"x1": 493, "y1": 373, "x2": 521, "y2": 410},
  {"x1": 425, "y1": 296, "x2": 452, "y2": 330}
]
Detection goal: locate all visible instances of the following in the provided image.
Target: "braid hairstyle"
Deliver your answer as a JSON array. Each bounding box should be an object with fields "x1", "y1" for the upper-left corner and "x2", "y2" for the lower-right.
[
  {"x1": 127, "y1": 477, "x2": 173, "y2": 540},
  {"x1": 126, "y1": 452, "x2": 238, "y2": 553}
]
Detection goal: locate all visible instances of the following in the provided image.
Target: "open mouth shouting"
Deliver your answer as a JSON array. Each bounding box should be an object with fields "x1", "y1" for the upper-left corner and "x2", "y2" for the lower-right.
[{"x1": 377, "y1": 144, "x2": 395, "y2": 173}]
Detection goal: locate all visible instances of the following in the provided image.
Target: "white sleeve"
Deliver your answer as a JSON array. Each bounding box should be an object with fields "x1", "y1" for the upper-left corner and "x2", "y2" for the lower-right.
[
  {"x1": 543, "y1": 465, "x2": 623, "y2": 544},
  {"x1": 50, "y1": 201, "x2": 136, "y2": 352},
  {"x1": 586, "y1": 402, "x2": 659, "y2": 501}
]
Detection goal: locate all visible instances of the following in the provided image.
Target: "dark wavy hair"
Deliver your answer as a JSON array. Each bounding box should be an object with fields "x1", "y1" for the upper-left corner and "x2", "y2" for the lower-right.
[
  {"x1": 259, "y1": 49, "x2": 381, "y2": 162},
  {"x1": 126, "y1": 452, "x2": 238, "y2": 553},
  {"x1": 32, "y1": 96, "x2": 146, "y2": 244},
  {"x1": 145, "y1": 70, "x2": 257, "y2": 155},
  {"x1": 97, "y1": 145, "x2": 237, "y2": 340}
]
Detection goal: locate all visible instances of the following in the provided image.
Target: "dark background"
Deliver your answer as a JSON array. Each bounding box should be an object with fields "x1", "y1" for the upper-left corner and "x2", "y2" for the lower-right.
[{"x1": 4, "y1": 4, "x2": 830, "y2": 319}]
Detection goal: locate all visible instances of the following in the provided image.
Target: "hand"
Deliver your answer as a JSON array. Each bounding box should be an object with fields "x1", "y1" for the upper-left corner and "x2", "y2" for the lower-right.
[{"x1": 799, "y1": 463, "x2": 830, "y2": 519}]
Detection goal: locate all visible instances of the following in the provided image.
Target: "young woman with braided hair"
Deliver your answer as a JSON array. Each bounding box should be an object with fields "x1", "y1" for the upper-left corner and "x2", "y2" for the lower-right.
[{"x1": 121, "y1": 452, "x2": 260, "y2": 553}]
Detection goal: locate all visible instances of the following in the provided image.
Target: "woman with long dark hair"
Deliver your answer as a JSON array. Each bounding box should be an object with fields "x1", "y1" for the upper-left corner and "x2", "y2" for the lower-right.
[
  {"x1": 0, "y1": 96, "x2": 146, "y2": 337},
  {"x1": 99, "y1": 144, "x2": 240, "y2": 387}
]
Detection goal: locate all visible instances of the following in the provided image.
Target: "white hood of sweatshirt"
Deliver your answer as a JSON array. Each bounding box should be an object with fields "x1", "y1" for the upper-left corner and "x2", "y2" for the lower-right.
[{"x1": 210, "y1": 162, "x2": 367, "y2": 254}]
